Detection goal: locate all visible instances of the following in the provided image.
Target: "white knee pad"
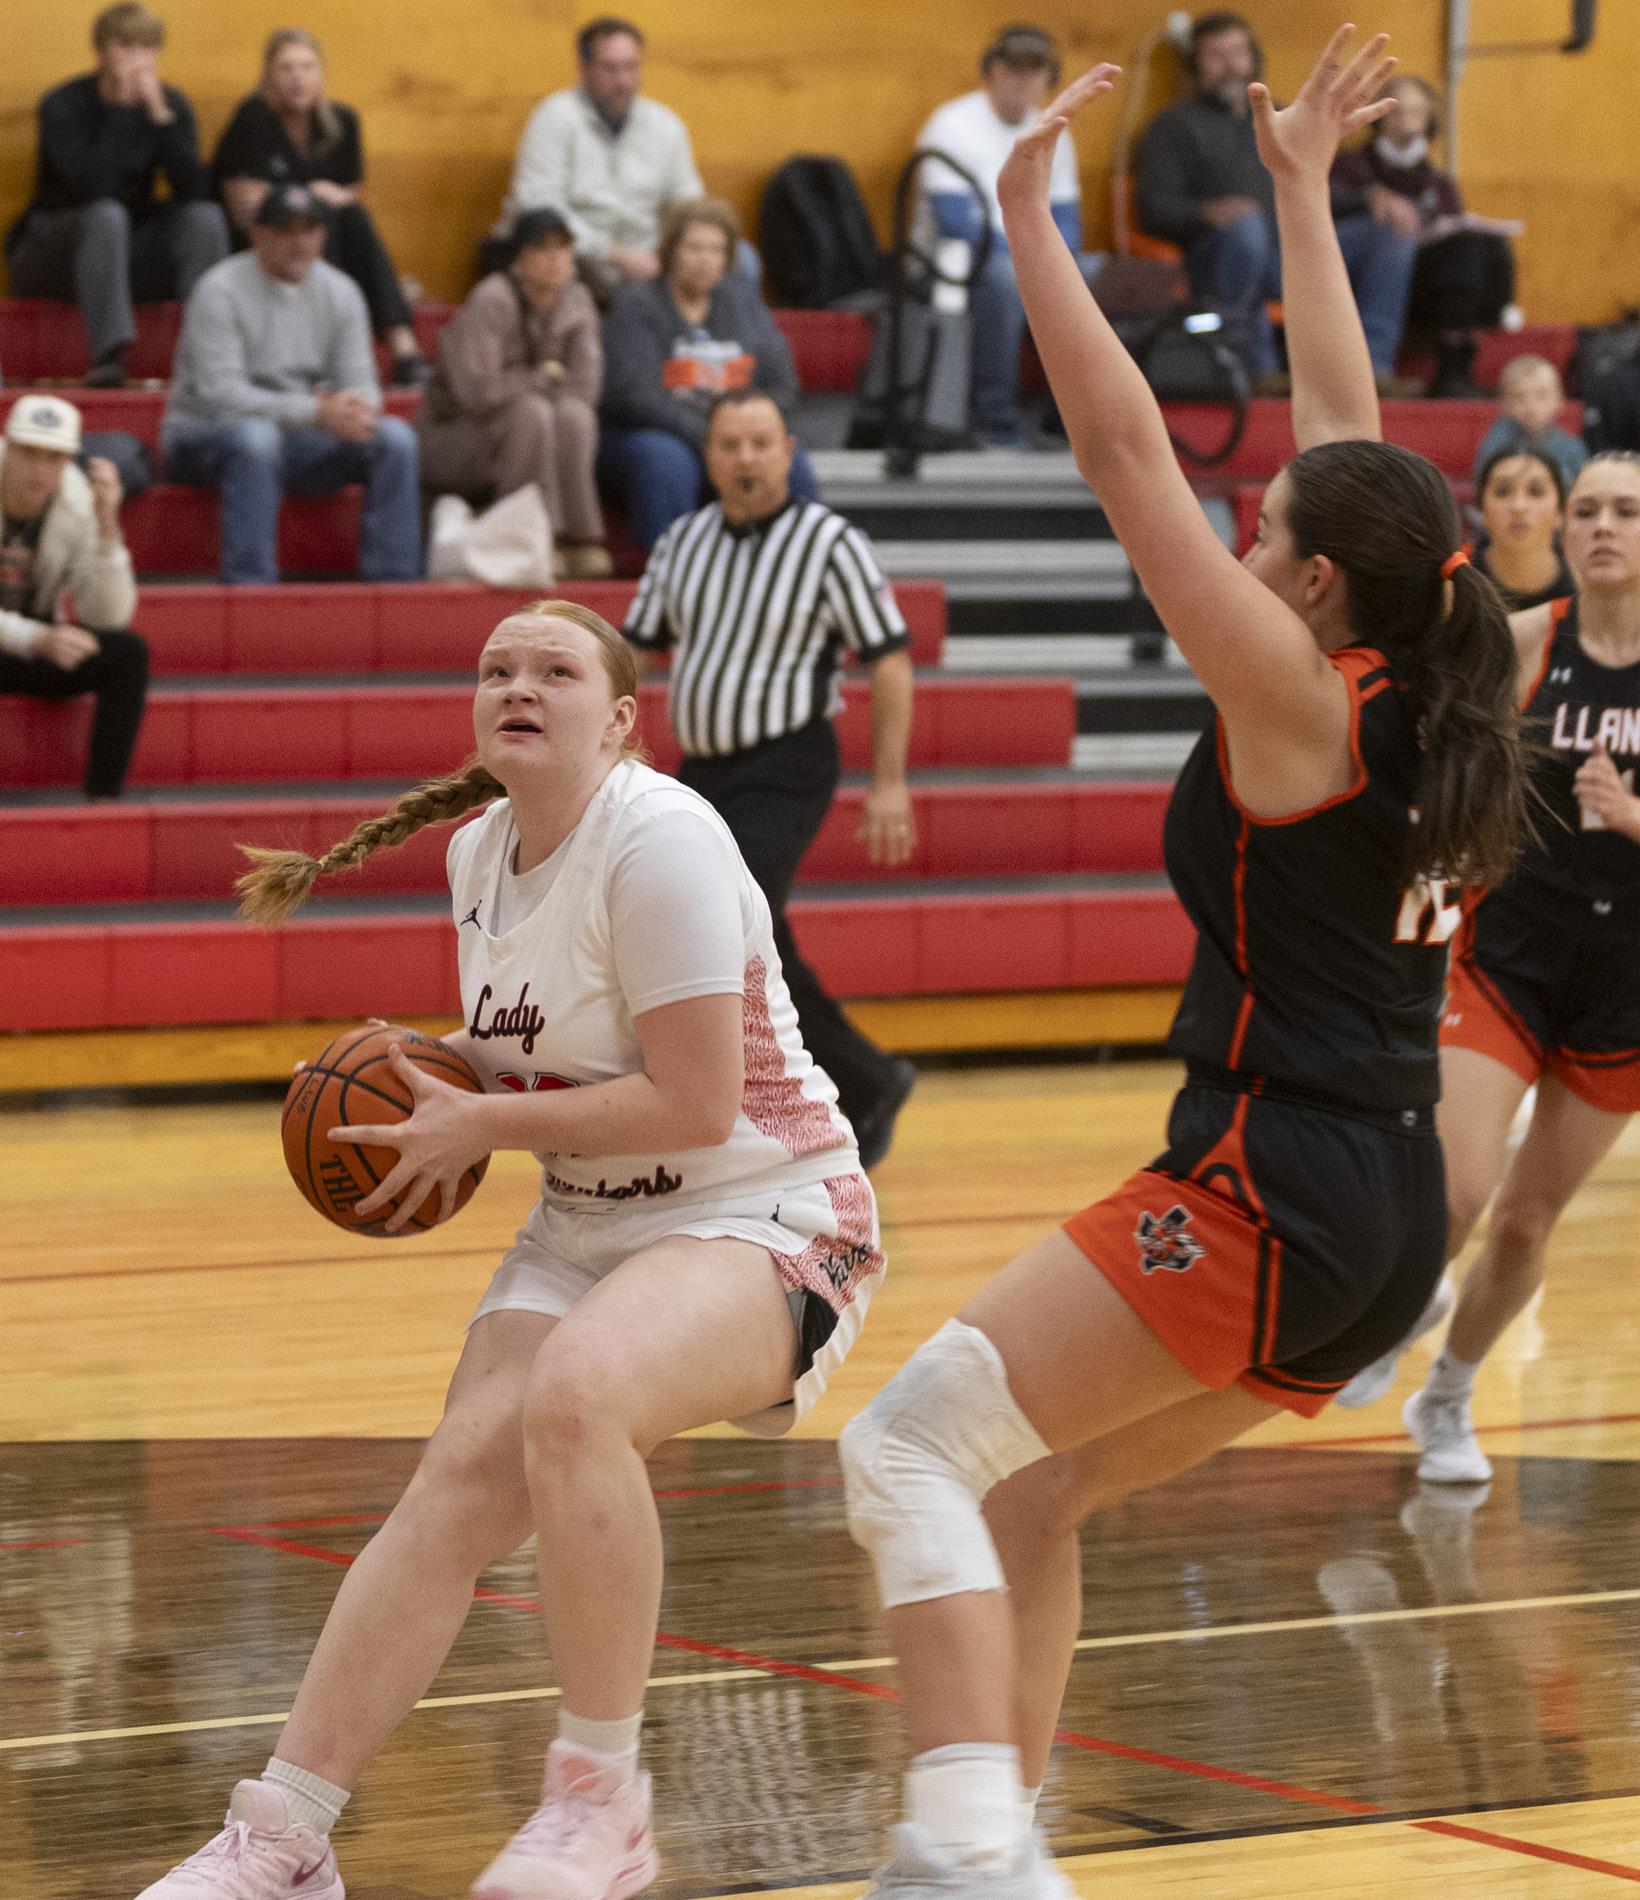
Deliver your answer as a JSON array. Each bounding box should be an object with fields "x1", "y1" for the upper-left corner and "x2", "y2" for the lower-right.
[{"x1": 839, "y1": 1319, "x2": 1050, "y2": 1609}]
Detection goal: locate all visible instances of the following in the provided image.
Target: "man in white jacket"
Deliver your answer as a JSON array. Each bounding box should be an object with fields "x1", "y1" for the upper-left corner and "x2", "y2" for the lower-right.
[
  {"x1": 496, "y1": 17, "x2": 705, "y2": 304},
  {"x1": 0, "y1": 394, "x2": 149, "y2": 798}
]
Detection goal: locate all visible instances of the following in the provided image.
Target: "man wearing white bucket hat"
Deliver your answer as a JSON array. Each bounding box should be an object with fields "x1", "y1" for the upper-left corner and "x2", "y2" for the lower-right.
[{"x1": 0, "y1": 394, "x2": 150, "y2": 799}]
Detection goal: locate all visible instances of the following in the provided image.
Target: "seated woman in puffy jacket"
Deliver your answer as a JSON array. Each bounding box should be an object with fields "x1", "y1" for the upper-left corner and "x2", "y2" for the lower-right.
[{"x1": 418, "y1": 209, "x2": 610, "y2": 579}]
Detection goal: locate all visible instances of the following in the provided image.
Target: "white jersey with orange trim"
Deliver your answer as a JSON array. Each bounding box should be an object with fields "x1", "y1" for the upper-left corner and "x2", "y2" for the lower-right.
[{"x1": 445, "y1": 760, "x2": 857, "y2": 1212}]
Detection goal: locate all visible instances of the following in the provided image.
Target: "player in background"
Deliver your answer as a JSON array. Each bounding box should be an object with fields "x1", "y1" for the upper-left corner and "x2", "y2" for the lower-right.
[
  {"x1": 135, "y1": 600, "x2": 884, "y2": 1900},
  {"x1": 833, "y1": 32, "x2": 1535, "y2": 1896},
  {"x1": 1341, "y1": 452, "x2": 1640, "y2": 1480}
]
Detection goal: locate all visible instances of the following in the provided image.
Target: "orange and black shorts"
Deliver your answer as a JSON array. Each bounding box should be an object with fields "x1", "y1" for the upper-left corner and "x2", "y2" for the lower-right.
[
  {"x1": 1064, "y1": 1078, "x2": 1447, "y2": 1417},
  {"x1": 1441, "y1": 889, "x2": 1640, "y2": 1116}
]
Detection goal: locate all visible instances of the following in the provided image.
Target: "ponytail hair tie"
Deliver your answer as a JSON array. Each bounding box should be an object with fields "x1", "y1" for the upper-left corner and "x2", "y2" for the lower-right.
[{"x1": 1441, "y1": 549, "x2": 1471, "y2": 580}]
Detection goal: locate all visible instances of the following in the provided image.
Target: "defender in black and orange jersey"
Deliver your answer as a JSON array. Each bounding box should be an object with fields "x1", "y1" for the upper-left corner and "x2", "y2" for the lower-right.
[
  {"x1": 1346, "y1": 453, "x2": 1640, "y2": 1486},
  {"x1": 832, "y1": 32, "x2": 1539, "y2": 1899}
]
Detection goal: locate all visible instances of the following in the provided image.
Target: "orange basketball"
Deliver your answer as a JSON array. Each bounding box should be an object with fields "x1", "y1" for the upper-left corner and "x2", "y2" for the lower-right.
[{"x1": 282, "y1": 1024, "x2": 491, "y2": 1237}]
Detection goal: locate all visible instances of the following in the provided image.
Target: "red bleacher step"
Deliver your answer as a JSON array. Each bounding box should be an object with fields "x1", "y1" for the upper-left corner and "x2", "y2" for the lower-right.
[
  {"x1": 0, "y1": 299, "x2": 869, "y2": 393},
  {"x1": 130, "y1": 579, "x2": 944, "y2": 674},
  {"x1": 0, "y1": 882, "x2": 1191, "y2": 1032},
  {"x1": 1162, "y1": 396, "x2": 1583, "y2": 482},
  {"x1": 0, "y1": 779, "x2": 1167, "y2": 905},
  {"x1": 0, "y1": 675, "x2": 1075, "y2": 789}
]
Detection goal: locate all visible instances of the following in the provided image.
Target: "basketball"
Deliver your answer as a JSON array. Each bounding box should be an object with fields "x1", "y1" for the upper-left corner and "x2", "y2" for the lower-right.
[{"x1": 282, "y1": 1024, "x2": 491, "y2": 1237}]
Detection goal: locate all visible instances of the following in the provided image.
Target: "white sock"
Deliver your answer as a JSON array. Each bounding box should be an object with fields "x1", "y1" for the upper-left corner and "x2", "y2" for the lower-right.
[
  {"x1": 261, "y1": 1758, "x2": 349, "y2": 1836},
  {"x1": 906, "y1": 1743, "x2": 1024, "y2": 1871},
  {"x1": 1426, "y1": 1348, "x2": 1479, "y2": 1398},
  {"x1": 1021, "y1": 1784, "x2": 1043, "y2": 1828},
  {"x1": 558, "y1": 1708, "x2": 642, "y2": 1782}
]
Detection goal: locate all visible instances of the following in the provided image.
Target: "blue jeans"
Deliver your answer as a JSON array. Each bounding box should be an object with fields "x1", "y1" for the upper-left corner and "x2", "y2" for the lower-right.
[
  {"x1": 1333, "y1": 214, "x2": 1418, "y2": 376},
  {"x1": 596, "y1": 426, "x2": 820, "y2": 550},
  {"x1": 969, "y1": 245, "x2": 1105, "y2": 442},
  {"x1": 163, "y1": 413, "x2": 422, "y2": 584},
  {"x1": 1186, "y1": 209, "x2": 1419, "y2": 377},
  {"x1": 1185, "y1": 211, "x2": 1283, "y2": 376}
]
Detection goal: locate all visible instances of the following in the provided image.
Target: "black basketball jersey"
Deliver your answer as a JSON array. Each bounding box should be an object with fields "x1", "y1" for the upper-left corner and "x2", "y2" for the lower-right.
[
  {"x1": 1164, "y1": 648, "x2": 1451, "y2": 1113},
  {"x1": 1513, "y1": 595, "x2": 1640, "y2": 904}
]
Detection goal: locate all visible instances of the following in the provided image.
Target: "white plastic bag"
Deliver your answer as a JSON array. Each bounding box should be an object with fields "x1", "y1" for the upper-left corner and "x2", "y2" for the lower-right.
[{"x1": 427, "y1": 483, "x2": 555, "y2": 588}]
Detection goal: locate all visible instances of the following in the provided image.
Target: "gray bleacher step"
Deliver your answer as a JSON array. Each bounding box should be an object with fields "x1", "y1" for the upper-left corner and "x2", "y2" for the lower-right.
[
  {"x1": 873, "y1": 539, "x2": 1134, "y2": 588},
  {"x1": 1073, "y1": 732, "x2": 1198, "y2": 775},
  {"x1": 943, "y1": 634, "x2": 1188, "y2": 673}
]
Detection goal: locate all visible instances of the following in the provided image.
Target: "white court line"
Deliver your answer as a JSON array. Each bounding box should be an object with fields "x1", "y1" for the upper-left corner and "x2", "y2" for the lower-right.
[{"x1": 7, "y1": 1586, "x2": 1640, "y2": 1756}]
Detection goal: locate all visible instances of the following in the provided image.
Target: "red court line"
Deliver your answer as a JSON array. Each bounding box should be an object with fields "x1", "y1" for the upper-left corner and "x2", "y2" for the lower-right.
[
  {"x1": 213, "y1": 1480, "x2": 843, "y2": 1537},
  {"x1": 1416, "y1": 1819, "x2": 1640, "y2": 1881},
  {"x1": 0, "y1": 1538, "x2": 86, "y2": 1552},
  {"x1": 1050, "y1": 1724, "x2": 1377, "y2": 1815},
  {"x1": 0, "y1": 1209, "x2": 1062, "y2": 1291},
  {"x1": 0, "y1": 1242, "x2": 494, "y2": 1289},
  {"x1": 1306, "y1": 1410, "x2": 1640, "y2": 1448},
  {"x1": 209, "y1": 1515, "x2": 1640, "y2": 1882}
]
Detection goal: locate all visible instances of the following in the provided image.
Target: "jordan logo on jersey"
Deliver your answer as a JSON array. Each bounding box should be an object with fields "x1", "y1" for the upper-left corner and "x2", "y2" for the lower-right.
[
  {"x1": 468, "y1": 981, "x2": 547, "y2": 1056},
  {"x1": 1135, "y1": 1205, "x2": 1207, "y2": 1275}
]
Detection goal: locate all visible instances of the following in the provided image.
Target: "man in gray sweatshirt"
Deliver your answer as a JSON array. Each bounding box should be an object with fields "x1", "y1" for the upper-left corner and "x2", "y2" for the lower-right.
[{"x1": 162, "y1": 183, "x2": 420, "y2": 584}]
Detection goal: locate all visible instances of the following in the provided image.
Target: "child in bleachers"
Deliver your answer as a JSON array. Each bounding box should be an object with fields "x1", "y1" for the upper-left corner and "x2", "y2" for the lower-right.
[{"x1": 1471, "y1": 354, "x2": 1587, "y2": 490}]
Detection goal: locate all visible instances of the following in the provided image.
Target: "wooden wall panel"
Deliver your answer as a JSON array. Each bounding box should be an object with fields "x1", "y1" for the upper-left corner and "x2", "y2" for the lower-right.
[{"x1": 0, "y1": 4, "x2": 1626, "y2": 320}]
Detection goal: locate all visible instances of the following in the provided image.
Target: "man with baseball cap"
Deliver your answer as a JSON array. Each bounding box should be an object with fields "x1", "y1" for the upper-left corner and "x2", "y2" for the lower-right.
[
  {"x1": 0, "y1": 395, "x2": 151, "y2": 799},
  {"x1": 161, "y1": 181, "x2": 421, "y2": 584}
]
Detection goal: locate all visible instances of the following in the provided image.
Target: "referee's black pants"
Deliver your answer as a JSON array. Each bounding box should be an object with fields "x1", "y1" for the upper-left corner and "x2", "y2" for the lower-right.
[
  {"x1": 679, "y1": 719, "x2": 901, "y2": 1130},
  {"x1": 0, "y1": 627, "x2": 150, "y2": 798}
]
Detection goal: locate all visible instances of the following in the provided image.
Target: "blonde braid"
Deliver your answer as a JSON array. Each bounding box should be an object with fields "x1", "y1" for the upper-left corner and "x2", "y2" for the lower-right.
[{"x1": 235, "y1": 760, "x2": 505, "y2": 925}]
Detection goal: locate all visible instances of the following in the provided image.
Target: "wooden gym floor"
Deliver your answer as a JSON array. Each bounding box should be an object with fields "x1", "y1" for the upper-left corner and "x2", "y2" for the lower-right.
[{"x1": 4, "y1": 1054, "x2": 1639, "y2": 1896}]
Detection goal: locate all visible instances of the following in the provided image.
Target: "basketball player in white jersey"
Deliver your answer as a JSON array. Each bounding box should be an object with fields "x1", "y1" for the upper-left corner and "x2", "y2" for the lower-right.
[{"x1": 135, "y1": 600, "x2": 884, "y2": 1900}]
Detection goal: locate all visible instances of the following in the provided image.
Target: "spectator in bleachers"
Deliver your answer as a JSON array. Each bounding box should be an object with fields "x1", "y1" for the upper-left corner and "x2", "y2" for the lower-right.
[
  {"x1": 160, "y1": 183, "x2": 421, "y2": 586},
  {"x1": 598, "y1": 199, "x2": 818, "y2": 549},
  {"x1": 495, "y1": 16, "x2": 705, "y2": 307},
  {"x1": 1331, "y1": 76, "x2": 1515, "y2": 398},
  {"x1": 3, "y1": 3, "x2": 228, "y2": 390},
  {"x1": 419, "y1": 209, "x2": 609, "y2": 578},
  {"x1": 0, "y1": 396, "x2": 149, "y2": 799},
  {"x1": 1472, "y1": 355, "x2": 1587, "y2": 492},
  {"x1": 916, "y1": 25, "x2": 1094, "y2": 447},
  {"x1": 623, "y1": 386, "x2": 917, "y2": 1168},
  {"x1": 1135, "y1": 11, "x2": 1418, "y2": 391},
  {"x1": 1470, "y1": 445, "x2": 1571, "y2": 613},
  {"x1": 212, "y1": 29, "x2": 427, "y2": 387}
]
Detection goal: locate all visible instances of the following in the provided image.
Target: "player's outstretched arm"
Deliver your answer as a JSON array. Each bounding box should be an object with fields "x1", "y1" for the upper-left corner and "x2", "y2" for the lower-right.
[
  {"x1": 998, "y1": 64, "x2": 1345, "y2": 769},
  {"x1": 1252, "y1": 25, "x2": 1397, "y2": 450}
]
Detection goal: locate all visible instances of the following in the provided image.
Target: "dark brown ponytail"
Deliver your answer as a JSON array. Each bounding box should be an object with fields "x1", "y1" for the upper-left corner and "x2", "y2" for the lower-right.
[{"x1": 1285, "y1": 439, "x2": 1533, "y2": 887}]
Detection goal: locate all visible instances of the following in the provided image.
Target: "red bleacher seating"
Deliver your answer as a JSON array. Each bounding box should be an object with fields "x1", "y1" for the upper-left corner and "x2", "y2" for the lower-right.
[
  {"x1": 1166, "y1": 396, "x2": 1583, "y2": 483},
  {"x1": 0, "y1": 675, "x2": 1074, "y2": 790},
  {"x1": 0, "y1": 780, "x2": 1166, "y2": 906},
  {"x1": 125, "y1": 580, "x2": 945, "y2": 674},
  {"x1": 0, "y1": 880, "x2": 1191, "y2": 1033},
  {"x1": 0, "y1": 297, "x2": 868, "y2": 394}
]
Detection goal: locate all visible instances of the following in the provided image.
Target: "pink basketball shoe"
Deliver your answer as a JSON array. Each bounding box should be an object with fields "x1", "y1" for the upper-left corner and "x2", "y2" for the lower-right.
[
  {"x1": 472, "y1": 1741, "x2": 659, "y2": 1900},
  {"x1": 135, "y1": 1780, "x2": 343, "y2": 1898}
]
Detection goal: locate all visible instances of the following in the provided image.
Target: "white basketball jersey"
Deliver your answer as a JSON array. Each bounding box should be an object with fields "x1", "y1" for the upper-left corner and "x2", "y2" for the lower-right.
[{"x1": 446, "y1": 761, "x2": 856, "y2": 1210}]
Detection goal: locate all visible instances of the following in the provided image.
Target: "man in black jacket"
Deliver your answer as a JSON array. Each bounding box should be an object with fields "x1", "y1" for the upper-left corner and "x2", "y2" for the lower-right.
[
  {"x1": 5, "y1": 3, "x2": 227, "y2": 387},
  {"x1": 1135, "y1": 11, "x2": 1417, "y2": 390}
]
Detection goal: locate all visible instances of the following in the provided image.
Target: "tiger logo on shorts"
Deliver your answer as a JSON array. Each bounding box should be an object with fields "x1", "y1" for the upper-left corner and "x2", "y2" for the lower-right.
[{"x1": 1135, "y1": 1205, "x2": 1207, "y2": 1275}]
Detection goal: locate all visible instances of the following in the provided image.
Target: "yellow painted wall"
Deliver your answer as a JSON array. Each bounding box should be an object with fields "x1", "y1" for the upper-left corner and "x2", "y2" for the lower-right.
[{"x1": 0, "y1": 3, "x2": 1632, "y2": 321}]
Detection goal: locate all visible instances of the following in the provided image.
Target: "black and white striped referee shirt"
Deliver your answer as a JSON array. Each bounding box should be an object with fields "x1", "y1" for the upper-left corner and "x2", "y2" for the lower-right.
[{"x1": 623, "y1": 497, "x2": 909, "y2": 758}]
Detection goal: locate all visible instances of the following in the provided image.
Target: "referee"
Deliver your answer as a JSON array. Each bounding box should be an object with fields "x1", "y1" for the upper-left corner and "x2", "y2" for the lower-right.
[{"x1": 623, "y1": 387, "x2": 917, "y2": 1168}]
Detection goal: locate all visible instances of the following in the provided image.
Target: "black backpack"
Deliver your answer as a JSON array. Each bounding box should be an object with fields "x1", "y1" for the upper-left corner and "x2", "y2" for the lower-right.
[{"x1": 759, "y1": 157, "x2": 883, "y2": 308}]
